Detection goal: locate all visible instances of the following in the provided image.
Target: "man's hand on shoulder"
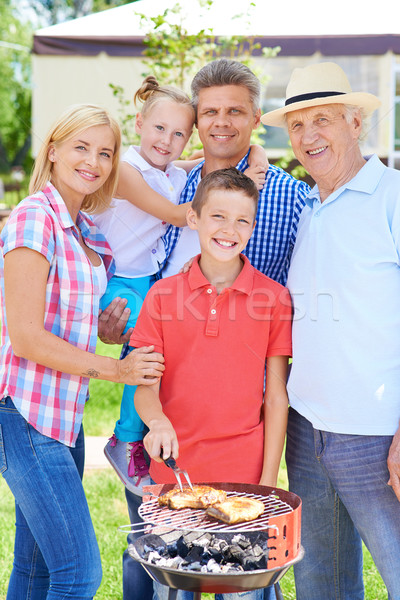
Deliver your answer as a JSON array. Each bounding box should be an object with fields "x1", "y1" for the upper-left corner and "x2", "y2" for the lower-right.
[
  {"x1": 98, "y1": 297, "x2": 133, "y2": 345},
  {"x1": 179, "y1": 255, "x2": 196, "y2": 274}
]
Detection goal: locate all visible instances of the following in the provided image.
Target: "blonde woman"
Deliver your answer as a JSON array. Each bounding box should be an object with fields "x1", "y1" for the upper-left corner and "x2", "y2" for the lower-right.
[{"x1": 0, "y1": 104, "x2": 164, "y2": 599}]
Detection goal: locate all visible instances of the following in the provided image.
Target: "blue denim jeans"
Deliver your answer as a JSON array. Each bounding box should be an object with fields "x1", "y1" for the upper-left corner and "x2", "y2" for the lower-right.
[
  {"x1": 153, "y1": 581, "x2": 275, "y2": 600},
  {"x1": 0, "y1": 396, "x2": 102, "y2": 599},
  {"x1": 123, "y1": 488, "x2": 154, "y2": 600},
  {"x1": 286, "y1": 407, "x2": 400, "y2": 600}
]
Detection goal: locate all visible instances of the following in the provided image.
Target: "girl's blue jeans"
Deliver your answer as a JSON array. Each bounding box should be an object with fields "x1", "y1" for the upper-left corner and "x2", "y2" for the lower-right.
[
  {"x1": 286, "y1": 407, "x2": 400, "y2": 600},
  {"x1": 100, "y1": 274, "x2": 156, "y2": 442},
  {"x1": 0, "y1": 396, "x2": 102, "y2": 600}
]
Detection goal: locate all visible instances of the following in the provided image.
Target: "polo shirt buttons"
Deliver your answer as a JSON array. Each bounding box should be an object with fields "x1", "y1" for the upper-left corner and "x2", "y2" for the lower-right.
[
  {"x1": 206, "y1": 296, "x2": 221, "y2": 335},
  {"x1": 151, "y1": 249, "x2": 157, "y2": 254},
  {"x1": 207, "y1": 288, "x2": 212, "y2": 294}
]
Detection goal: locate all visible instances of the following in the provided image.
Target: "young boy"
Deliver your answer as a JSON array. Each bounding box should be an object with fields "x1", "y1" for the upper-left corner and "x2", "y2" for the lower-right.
[
  {"x1": 132, "y1": 166, "x2": 292, "y2": 494},
  {"x1": 131, "y1": 167, "x2": 291, "y2": 600}
]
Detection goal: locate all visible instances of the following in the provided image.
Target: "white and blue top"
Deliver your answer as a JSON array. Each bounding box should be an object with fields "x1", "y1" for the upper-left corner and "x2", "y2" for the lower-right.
[{"x1": 92, "y1": 145, "x2": 187, "y2": 278}]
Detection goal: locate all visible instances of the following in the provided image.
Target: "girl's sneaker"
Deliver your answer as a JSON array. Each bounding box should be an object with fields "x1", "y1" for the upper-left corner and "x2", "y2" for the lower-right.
[{"x1": 104, "y1": 434, "x2": 151, "y2": 496}]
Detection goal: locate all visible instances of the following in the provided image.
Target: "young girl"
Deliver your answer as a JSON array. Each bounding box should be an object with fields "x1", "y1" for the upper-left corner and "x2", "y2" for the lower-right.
[
  {"x1": 93, "y1": 76, "x2": 268, "y2": 496},
  {"x1": 0, "y1": 104, "x2": 165, "y2": 599}
]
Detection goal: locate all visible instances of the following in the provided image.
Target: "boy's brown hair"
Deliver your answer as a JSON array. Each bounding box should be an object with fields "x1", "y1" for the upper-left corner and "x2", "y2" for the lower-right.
[{"x1": 192, "y1": 167, "x2": 259, "y2": 218}]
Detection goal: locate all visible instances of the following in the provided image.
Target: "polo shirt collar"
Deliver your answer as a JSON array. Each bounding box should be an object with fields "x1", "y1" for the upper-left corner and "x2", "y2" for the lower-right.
[
  {"x1": 126, "y1": 145, "x2": 177, "y2": 177},
  {"x1": 305, "y1": 154, "x2": 385, "y2": 208},
  {"x1": 125, "y1": 145, "x2": 153, "y2": 172},
  {"x1": 344, "y1": 154, "x2": 385, "y2": 194},
  {"x1": 188, "y1": 254, "x2": 254, "y2": 296}
]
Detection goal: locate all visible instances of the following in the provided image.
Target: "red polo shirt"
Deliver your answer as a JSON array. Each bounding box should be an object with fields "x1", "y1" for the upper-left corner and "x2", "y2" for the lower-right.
[{"x1": 130, "y1": 255, "x2": 292, "y2": 485}]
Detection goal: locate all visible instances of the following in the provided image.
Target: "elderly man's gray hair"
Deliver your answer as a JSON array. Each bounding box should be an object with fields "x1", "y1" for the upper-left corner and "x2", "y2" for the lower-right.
[
  {"x1": 191, "y1": 59, "x2": 261, "y2": 116},
  {"x1": 343, "y1": 105, "x2": 370, "y2": 142}
]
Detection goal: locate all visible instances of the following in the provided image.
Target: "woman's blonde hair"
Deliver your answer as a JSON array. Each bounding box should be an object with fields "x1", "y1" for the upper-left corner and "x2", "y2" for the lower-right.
[
  {"x1": 29, "y1": 104, "x2": 121, "y2": 213},
  {"x1": 134, "y1": 75, "x2": 194, "y2": 121}
]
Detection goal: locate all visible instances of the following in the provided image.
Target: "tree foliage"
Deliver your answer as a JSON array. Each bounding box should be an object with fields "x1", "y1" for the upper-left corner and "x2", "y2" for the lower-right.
[
  {"x1": 111, "y1": 0, "x2": 280, "y2": 151},
  {"x1": 139, "y1": 1, "x2": 279, "y2": 93},
  {"x1": 0, "y1": 0, "x2": 136, "y2": 174},
  {"x1": 28, "y1": 0, "x2": 135, "y2": 25},
  {"x1": 0, "y1": 1, "x2": 33, "y2": 172}
]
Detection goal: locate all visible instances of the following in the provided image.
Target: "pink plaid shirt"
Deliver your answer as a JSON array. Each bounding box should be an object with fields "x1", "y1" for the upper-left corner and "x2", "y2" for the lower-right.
[{"x1": 0, "y1": 183, "x2": 115, "y2": 446}]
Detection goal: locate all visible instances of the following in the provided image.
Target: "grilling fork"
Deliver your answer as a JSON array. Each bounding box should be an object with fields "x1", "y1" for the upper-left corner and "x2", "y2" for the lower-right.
[{"x1": 161, "y1": 454, "x2": 193, "y2": 492}]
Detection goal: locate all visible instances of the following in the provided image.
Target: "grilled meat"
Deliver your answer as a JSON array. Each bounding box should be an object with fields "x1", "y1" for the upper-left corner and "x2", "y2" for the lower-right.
[
  {"x1": 158, "y1": 485, "x2": 227, "y2": 510},
  {"x1": 206, "y1": 496, "x2": 265, "y2": 524}
]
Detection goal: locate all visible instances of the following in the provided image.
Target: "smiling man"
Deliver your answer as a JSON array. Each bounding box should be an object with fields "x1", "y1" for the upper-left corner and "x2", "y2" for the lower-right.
[
  {"x1": 161, "y1": 58, "x2": 310, "y2": 283},
  {"x1": 261, "y1": 61, "x2": 400, "y2": 599}
]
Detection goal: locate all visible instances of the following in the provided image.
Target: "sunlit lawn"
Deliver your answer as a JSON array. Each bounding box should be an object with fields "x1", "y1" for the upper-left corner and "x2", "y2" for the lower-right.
[{"x1": 0, "y1": 341, "x2": 388, "y2": 599}]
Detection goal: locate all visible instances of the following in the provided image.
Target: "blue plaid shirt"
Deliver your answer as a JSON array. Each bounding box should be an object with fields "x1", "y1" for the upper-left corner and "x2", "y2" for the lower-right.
[{"x1": 162, "y1": 151, "x2": 311, "y2": 286}]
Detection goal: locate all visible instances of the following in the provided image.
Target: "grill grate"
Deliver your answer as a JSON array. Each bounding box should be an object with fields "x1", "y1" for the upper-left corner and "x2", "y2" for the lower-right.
[{"x1": 139, "y1": 490, "x2": 294, "y2": 533}]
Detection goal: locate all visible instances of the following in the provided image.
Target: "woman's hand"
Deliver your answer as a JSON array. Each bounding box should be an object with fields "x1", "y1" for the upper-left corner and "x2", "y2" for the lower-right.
[{"x1": 117, "y1": 345, "x2": 165, "y2": 386}]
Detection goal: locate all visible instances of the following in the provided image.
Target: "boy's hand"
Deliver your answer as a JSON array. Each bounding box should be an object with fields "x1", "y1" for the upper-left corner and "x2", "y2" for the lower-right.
[
  {"x1": 258, "y1": 474, "x2": 278, "y2": 488},
  {"x1": 244, "y1": 165, "x2": 267, "y2": 190},
  {"x1": 144, "y1": 417, "x2": 179, "y2": 462}
]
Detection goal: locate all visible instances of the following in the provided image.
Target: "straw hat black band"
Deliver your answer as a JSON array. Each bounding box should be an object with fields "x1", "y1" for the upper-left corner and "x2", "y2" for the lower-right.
[
  {"x1": 261, "y1": 62, "x2": 381, "y2": 128},
  {"x1": 285, "y1": 91, "x2": 345, "y2": 106}
]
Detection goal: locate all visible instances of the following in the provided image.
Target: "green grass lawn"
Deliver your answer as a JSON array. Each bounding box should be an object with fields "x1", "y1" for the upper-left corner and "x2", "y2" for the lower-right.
[
  {"x1": 83, "y1": 340, "x2": 125, "y2": 436},
  {"x1": 0, "y1": 340, "x2": 388, "y2": 599}
]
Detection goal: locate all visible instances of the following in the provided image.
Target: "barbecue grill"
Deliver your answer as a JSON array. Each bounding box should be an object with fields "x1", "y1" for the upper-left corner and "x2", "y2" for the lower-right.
[{"x1": 125, "y1": 482, "x2": 303, "y2": 600}]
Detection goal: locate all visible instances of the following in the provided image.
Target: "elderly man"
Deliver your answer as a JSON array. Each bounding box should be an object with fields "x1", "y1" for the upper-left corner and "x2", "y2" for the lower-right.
[{"x1": 262, "y1": 61, "x2": 400, "y2": 599}]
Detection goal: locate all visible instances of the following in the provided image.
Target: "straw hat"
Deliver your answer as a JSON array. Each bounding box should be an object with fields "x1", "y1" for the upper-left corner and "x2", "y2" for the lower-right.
[{"x1": 261, "y1": 62, "x2": 381, "y2": 128}]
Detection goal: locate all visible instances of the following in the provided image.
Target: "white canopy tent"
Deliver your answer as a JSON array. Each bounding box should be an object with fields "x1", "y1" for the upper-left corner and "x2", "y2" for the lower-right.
[
  {"x1": 32, "y1": 0, "x2": 400, "y2": 160},
  {"x1": 34, "y1": 0, "x2": 400, "y2": 39}
]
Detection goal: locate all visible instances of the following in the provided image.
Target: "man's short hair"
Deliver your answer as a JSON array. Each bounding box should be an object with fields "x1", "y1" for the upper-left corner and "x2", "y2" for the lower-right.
[
  {"x1": 191, "y1": 59, "x2": 261, "y2": 115},
  {"x1": 192, "y1": 167, "x2": 259, "y2": 218}
]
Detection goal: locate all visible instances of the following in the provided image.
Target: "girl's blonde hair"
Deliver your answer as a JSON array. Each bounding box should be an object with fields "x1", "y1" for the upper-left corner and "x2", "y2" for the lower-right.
[
  {"x1": 29, "y1": 104, "x2": 122, "y2": 213},
  {"x1": 134, "y1": 75, "x2": 195, "y2": 121}
]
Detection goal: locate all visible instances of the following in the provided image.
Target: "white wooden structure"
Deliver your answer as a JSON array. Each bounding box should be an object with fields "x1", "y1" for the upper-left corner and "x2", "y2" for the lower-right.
[{"x1": 32, "y1": 0, "x2": 400, "y2": 166}]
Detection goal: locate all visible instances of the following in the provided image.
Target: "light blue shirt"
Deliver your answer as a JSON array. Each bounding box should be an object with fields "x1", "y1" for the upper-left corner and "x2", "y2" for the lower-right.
[{"x1": 287, "y1": 154, "x2": 400, "y2": 435}]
